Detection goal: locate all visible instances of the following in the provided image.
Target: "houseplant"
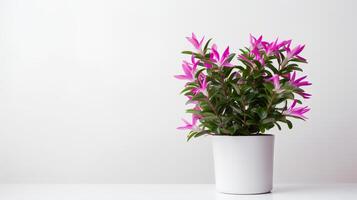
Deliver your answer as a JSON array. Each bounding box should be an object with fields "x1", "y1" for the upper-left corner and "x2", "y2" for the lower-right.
[{"x1": 175, "y1": 33, "x2": 311, "y2": 194}]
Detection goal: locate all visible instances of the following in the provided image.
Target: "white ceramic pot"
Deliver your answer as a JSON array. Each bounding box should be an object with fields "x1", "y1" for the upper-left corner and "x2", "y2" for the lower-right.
[{"x1": 212, "y1": 135, "x2": 275, "y2": 195}]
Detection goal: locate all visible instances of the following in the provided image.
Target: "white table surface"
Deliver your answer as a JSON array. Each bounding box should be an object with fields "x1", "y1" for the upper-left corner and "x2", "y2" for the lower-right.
[{"x1": 0, "y1": 184, "x2": 356, "y2": 200}]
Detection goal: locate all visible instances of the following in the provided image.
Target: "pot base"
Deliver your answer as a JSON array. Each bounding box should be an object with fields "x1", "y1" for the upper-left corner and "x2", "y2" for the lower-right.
[{"x1": 217, "y1": 190, "x2": 272, "y2": 195}]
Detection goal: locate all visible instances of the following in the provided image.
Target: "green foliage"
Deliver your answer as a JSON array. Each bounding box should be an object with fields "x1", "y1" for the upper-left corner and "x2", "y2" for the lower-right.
[{"x1": 180, "y1": 45, "x2": 309, "y2": 140}]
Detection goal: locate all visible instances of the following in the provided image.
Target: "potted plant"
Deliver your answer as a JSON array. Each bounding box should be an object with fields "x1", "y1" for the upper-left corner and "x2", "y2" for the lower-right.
[{"x1": 175, "y1": 33, "x2": 311, "y2": 194}]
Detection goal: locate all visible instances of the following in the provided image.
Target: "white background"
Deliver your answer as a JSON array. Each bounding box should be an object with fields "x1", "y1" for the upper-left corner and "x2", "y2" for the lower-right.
[{"x1": 0, "y1": 0, "x2": 356, "y2": 183}]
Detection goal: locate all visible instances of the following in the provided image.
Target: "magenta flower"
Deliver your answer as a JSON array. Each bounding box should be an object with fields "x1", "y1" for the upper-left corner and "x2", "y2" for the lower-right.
[
  {"x1": 288, "y1": 72, "x2": 312, "y2": 88},
  {"x1": 262, "y1": 39, "x2": 278, "y2": 56},
  {"x1": 192, "y1": 104, "x2": 202, "y2": 119},
  {"x1": 186, "y1": 33, "x2": 204, "y2": 54},
  {"x1": 251, "y1": 47, "x2": 265, "y2": 65},
  {"x1": 287, "y1": 72, "x2": 312, "y2": 99},
  {"x1": 285, "y1": 42, "x2": 306, "y2": 62},
  {"x1": 174, "y1": 56, "x2": 199, "y2": 82},
  {"x1": 262, "y1": 38, "x2": 289, "y2": 56},
  {"x1": 177, "y1": 115, "x2": 201, "y2": 132},
  {"x1": 283, "y1": 100, "x2": 310, "y2": 119},
  {"x1": 267, "y1": 75, "x2": 282, "y2": 93},
  {"x1": 249, "y1": 34, "x2": 267, "y2": 65},
  {"x1": 298, "y1": 92, "x2": 312, "y2": 99},
  {"x1": 250, "y1": 34, "x2": 263, "y2": 50},
  {"x1": 203, "y1": 53, "x2": 214, "y2": 69},
  {"x1": 192, "y1": 75, "x2": 208, "y2": 96},
  {"x1": 210, "y1": 44, "x2": 234, "y2": 67}
]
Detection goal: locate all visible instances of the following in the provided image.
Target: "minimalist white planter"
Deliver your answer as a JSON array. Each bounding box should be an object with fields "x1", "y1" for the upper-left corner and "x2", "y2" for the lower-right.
[{"x1": 212, "y1": 135, "x2": 275, "y2": 195}]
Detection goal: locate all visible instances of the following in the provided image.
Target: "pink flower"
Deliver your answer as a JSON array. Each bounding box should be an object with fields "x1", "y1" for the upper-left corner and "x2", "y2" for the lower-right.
[
  {"x1": 250, "y1": 34, "x2": 263, "y2": 50},
  {"x1": 210, "y1": 44, "x2": 234, "y2": 67},
  {"x1": 174, "y1": 56, "x2": 199, "y2": 82},
  {"x1": 287, "y1": 72, "x2": 312, "y2": 99},
  {"x1": 186, "y1": 33, "x2": 204, "y2": 54},
  {"x1": 251, "y1": 47, "x2": 265, "y2": 65},
  {"x1": 262, "y1": 38, "x2": 289, "y2": 56},
  {"x1": 283, "y1": 100, "x2": 310, "y2": 119},
  {"x1": 298, "y1": 92, "x2": 312, "y2": 99},
  {"x1": 177, "y1": 115, "x2": 201, "y2": 132},
  {"x1": 288, "y1": 72, "x2": 312, "y2": 87},
  {"x1": 192, "y1": 104, "x2": 202, "y2": 119},
  {"x1": 262, "y1": 39, "x2": 278, "y2": 56},
  {"x1": 249, "y1": 34, "x2": 266, "y2": 65},
  {"x1": 203, "y1": 53, "x2": 214, "y2": 69},
  {"x1": 267, "y1": 75, "x2": 283, "y2": 93},
  {"x1": 192, "y1": 75, "x2": 208, "y2": 96},
  {"x1": 285, "y1": 42, "x2": 306, "y2": 62}
]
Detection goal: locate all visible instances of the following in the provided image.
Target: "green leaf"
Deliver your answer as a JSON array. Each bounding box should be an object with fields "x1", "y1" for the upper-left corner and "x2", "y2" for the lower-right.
[
  {"x1": 286, "y1": 120, "x2": 293, "y2": 129},
  {"x1": 191, "y1": 93, "x2": 206, "y2": 101},
  {"x1": 195, "y1": 68, "x2": 205, "y2": 78},
  {"x1": 257, "y1": 109, "x2": 268, "y2": 120},
  {"x1": 182, "y1": 51, "x2": 194, "y2": 55},
  {"x1": 234, "y1": 65, "x2": 245, "y2": 71},
  {"x1": 226, "y1": 53, "x2": 236, "y2": 63},
  {"x1": 280, "y1": 66, "x2": 303, "y2": 74},
  {"x1": 263, "y1": 69, "x2": 273, "y2": 77},
  {"x1": 203, "y1": 38, "x2": 213, "y2": 52},
  {"x1": 279, "y1": 51, "x2": 286, "y2": 61},
  {"x1": 230, "y1": 83, "x2": 241, "y2": 95},
  {"x1": 286, "y1": 63, "x2": 298, "y2": 68},
  {"x1": 246, "y1": 120, "x2": 256, "y2": 126},
  {"x1": 230, "y1": 105, "x2": 243, "y2": 115},
  {"x1": 266, "y1": 63, "x2": 279, "y2": 74},
  {"x1": 295, "y1": 99, "x2": 302, "y2": 104},
  {"x1": 263, "y1": 83, "x2": 274, "y2": 91},
  {"x1": 187, "y1": 131, "x2": 197, "y2": 141},
  {"x1": 180, "y1": 86, "x2": 195, "y2": 94},
  {"x1": 262, "y1": 118, "x2": 275, "y2": 124},
  {"x1": 259, "y1": 125, "x2": 266, "y2": 133},
  {"x1": 186, "y1": 109, "x2": 201, "y2": 115},
  {"x1": 239, "y1": 49, "x2": 248, "y2": 54},
  {"x1": 253, "y1": 60, "x2": 262, "y2": 69},
  {"x1": 283, "y1": 92, "x2": 295, "y2": 100},
  {"x1": 290, "y1": 58, "x2": 307, "y2": 63},
  {"x1": 223, "y1": 66, "x2": 234, "y2": 77},
  {"x1": 274, "y1": 122, "x2": 282, "y2": 130},
  {"x1": 194, "y1": 130, "x2": 210, "y2": 138},
  {"x1": 202, "y1": 116, "x2": 219, "y2": 121}
]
